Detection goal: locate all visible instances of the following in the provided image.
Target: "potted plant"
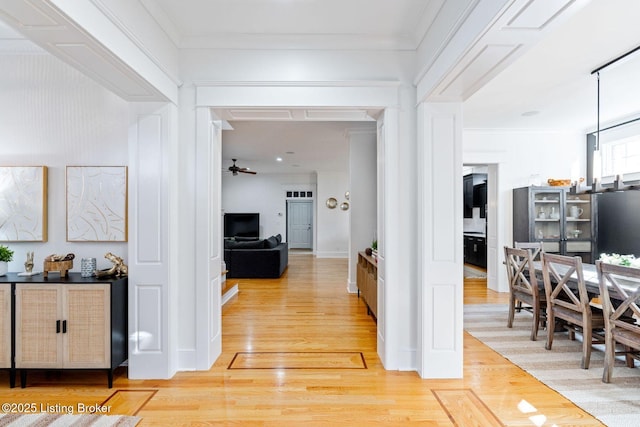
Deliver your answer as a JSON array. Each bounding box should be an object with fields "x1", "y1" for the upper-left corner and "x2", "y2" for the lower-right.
[
  {"x1": 0, "y1": 245, "x2": 14, "y2": 276},
  {"x1": 371, "y1": 239, "x2": 378, "y2": 259}
]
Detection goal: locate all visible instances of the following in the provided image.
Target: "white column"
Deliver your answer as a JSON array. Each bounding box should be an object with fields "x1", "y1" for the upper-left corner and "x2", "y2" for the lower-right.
[
  {"x1": 416, "y1": 102, "x2": 464, "y2": 378},
  {"x1": 194, "y1": 107, "x2": 223, "y2": 369},
  {"x1": 127, "y1": 102, "x2": 179, "y2": 379}
]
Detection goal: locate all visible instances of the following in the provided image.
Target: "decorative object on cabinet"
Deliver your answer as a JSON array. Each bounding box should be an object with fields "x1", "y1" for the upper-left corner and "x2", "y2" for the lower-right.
[
  {"x1": 547, "y1": 178, "x2": 574, "y2": 187},
  {"x1": 94, "y1": 252, "x2": 128, "y2": 278},
  {"x1": 513, "y1": 186, "x2": 594, "y2": 263},
  {"x1": 66, "y1": 166, "x2": 128, "y2": 242},
  {"x1": 0, "y1": 166, "x2": 48, "y2": 242},
  {"x1": 0, "y1": 245, "x2": 14, "y2": 277},
  {"x1": 24, "y1": 251, "x2": 33, "y2": 273},
  {"x1": 43, "y1": 253, "x2": 75, "y2": 278},
  {"x1": 325, "y1": 197, "x2": 337, "y2": 209},
  {"x1": 81, "y1": 257, "x2": 97, "y2": 277}
]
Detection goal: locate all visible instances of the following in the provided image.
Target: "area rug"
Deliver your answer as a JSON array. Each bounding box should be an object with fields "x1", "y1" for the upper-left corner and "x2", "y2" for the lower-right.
[
  {"x1": 464, "y1": 304, "x2": 640, "y2": 427},
  {"x1": 0, "y1": 413, "x2": 141, "y2": 426},
  {"x1": 463, "y1": 265, "x2": 487, "y2": 278}
]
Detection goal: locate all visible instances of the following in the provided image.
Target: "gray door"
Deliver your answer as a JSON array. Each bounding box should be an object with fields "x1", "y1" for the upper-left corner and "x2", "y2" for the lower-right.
[{"x1": 287, "y1": 200, "x2": 313, "y2": 249}]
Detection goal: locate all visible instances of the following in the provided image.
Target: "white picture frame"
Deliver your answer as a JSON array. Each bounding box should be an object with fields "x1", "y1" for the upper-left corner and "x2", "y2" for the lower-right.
[
  {"x1": 0, "y1": 166, "x2": 48, "y2": 242},
  {"x1": 66, "y1": 166, "x2": 128, "y2": 242}
]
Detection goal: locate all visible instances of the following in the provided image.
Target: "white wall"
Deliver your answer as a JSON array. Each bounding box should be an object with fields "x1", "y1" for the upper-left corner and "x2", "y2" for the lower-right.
[
  {"x1": 348, "y1": 131, "x2": 377, "y2": 291},
  {"x1": 463, "y1": 129, "x2": 585, "y2": 292},
  {"x1": 0, "y1": 53, "x2": 129, "y2": 272},
  {"x1": 221, "y1": 173, "x2": 316, "y2": 240},
  {"x1": 316, "y1": 171, "x2": 350, "y2": 258}
]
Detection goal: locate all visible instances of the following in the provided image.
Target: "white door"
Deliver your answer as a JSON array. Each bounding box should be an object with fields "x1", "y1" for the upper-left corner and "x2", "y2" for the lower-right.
[{"x1": 287, "y1": 200, "x2": 313, "y2": 249}]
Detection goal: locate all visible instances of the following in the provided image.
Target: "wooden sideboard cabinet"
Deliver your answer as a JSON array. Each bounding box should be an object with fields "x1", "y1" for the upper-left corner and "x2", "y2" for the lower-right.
[
  {"x1": 1, "y1": 273, "x2": 127, "y2": 388},
  {"x1": 0, "y1": 284, "x2": 10, "y2": 371},
  {"x1": 357, "y1": 252, "x2": 378, "y2": 319}
]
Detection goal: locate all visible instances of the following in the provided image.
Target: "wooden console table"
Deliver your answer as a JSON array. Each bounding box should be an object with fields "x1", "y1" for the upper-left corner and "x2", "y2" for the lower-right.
[
  {"x1": 357, "y1": 252, "x2": 378, "y2": 319},
  {"x1": 1, "y1": 273, "x2": 128, "y2": 388}
]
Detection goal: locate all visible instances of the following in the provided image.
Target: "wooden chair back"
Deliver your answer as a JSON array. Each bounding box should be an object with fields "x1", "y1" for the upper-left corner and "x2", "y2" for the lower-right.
[
  {"x1": 541, "y1": 252, "x2": 590, "y2": 314},
  {"x1": 596, "y1": 260, "x2": 640, "y2": 381},
  {"x1": 505, "y1": 246, "x2": 540, "y2": 300},
  {"x1": 514, "y1": 241, "x2": 543, "y2": 261},
  {"x1": 597, "y1": 261, "x2": 640, "y2": 332}
]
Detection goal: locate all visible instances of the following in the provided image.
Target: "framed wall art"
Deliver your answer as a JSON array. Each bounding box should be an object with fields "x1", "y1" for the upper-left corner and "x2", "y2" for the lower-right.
[
  {"x1": 66, "y1": 166, "x2": 128, "y2": 242},
  {"x1": 0, "y1": 166, "x2": 48, "y2": 242}
]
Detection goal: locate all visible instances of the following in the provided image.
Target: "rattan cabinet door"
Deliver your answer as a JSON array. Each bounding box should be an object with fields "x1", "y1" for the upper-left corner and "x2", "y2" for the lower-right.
[
  {"x1": 15, "y1": 285, "x2": 63, "y2": 369},
  {"x1": 62, "y1": 284, "x2": 110, "y2": 369},
  {"x1": 0, "y1": 284, "x2": 10, "y2": 369}
]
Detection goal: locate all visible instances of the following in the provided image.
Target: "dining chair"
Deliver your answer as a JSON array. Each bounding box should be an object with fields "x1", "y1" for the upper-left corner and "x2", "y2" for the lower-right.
[
  {"x1": 514, "y1": 241, "x2": 543, "y2": 261},
  {"x1": 541, "y1": 252, "x2": 605, "y2": 369},
  {"x1": 504, "y1": 246, "x2": 546, "y2": 340},
  {"x1": 596, "y1": 260, "x2": 640, "y2": 383}
]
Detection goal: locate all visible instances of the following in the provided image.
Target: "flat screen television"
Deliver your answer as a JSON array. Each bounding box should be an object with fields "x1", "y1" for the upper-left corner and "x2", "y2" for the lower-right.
[{"x1": 224, "y1": 213, "x2": 259, "y2": 238}]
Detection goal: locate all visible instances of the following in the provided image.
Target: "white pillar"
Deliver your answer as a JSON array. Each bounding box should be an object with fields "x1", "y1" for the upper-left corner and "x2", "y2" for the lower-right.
[
  {"x1": 127, "y1": 102, "x2": 179, "y2": 379},
  {"x1": 416, "y1": 102, "x2": 464, "y2": 378}
]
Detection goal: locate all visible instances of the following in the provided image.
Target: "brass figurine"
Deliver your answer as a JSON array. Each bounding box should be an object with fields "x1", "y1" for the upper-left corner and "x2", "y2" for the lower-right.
[
  {"x1": 94, "y1": 252, "x2": 128, "y2": 278},
  {"x1": 45, "y1": 253, "x2": 75, "y2": 262},
  {"x1": 24, "y1": 251, "x2": 34, "y2": 273}
]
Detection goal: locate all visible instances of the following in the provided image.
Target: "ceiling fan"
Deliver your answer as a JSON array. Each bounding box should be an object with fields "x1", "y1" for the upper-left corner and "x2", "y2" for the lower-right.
[{"x1": 227, "y1": 158, "x2": 257, "y2": 176}]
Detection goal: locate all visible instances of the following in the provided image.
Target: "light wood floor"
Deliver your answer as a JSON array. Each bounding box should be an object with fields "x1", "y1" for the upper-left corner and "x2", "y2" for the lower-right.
[{"x1": 0, "y1": 256, "x2": 603, "y2": 426}]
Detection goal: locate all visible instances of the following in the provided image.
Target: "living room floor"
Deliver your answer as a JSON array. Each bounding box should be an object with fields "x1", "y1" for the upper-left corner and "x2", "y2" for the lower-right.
[{"x1": 0, "y1": 256, "x2": 601, "y2": 426}]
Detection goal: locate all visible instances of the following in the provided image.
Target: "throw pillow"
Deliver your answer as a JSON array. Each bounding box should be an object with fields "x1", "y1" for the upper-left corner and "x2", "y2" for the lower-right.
[
  {"x1": 275, "y1": 234, "x2": 282, "y2": 243},
  {"x1": 264, "y1": 236, "x2": 278, "y2": 249}
]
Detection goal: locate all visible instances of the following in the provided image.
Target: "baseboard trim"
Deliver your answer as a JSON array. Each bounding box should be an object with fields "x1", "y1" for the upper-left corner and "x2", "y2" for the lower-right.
[{"x1": 222, "y1": 283, "x2": 239, "y2": 306}]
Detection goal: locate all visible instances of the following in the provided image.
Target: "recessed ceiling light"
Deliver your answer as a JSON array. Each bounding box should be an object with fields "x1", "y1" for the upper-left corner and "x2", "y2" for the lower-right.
[
  {"x1": 521, "y1": 110, "x2": 540, "y2": 117},
  {"x1": 276, "y1": 157, "x2": 283, "y2": 162}
]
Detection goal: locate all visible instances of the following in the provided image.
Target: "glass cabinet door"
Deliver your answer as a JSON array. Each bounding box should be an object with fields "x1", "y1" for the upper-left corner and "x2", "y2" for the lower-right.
[
  {"x1": 564, "y1": 193, "x2": 592, "y2": 261},
  {"x1": 532, "y1": 190, "x2": 562, "y2": 251}
]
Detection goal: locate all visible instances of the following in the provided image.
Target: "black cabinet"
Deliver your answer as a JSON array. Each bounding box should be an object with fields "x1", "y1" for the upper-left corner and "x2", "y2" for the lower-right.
[
  {"x1": 474, "y1": 182, "x2": 487, "y2": 218},
  {"x1": 463, "y1": 175, "x2": 474, "y2": 218},
  {"x1": 512, "y1": 186, "x2": 593, "y2": 263},
  {"x1": 463, "y1": 174, "x2": 487, "y2": 218},
  {"x1": 464, "y1": 235, "x2": 486, "y2": 268}
]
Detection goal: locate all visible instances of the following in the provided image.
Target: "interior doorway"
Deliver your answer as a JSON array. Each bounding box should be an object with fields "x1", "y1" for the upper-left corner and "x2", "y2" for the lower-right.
[
  {"x1": 463, "y1": 164, "x2": 488, "y2": 280},
  {"x1": 287, "y1": 200, "x2": 313, "y2": 249}
]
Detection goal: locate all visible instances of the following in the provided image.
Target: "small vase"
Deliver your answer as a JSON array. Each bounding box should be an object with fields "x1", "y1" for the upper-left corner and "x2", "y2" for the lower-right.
[{"x1": 0, "y1": 261, "x2": 7, "y2": 276}]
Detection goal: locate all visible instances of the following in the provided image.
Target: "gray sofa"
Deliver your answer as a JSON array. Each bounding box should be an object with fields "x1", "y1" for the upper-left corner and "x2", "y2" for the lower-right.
[{"x1": 224, "y1": 235, "x2": 288, "y2": 278}]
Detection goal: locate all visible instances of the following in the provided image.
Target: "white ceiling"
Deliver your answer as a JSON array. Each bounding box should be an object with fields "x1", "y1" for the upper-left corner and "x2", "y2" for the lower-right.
[
  {"x1": 464, "y1": 0, "x2": 640, "y2": 133},
  {"x1": 221, "y1": 121, "x2": 375, "y2": 174},
  {"x1": 3, "y1": 0, "x2": 640, "y2": 172},
  {"x1": 142, "y1": 0, "x2": 440, "y2": 50}
]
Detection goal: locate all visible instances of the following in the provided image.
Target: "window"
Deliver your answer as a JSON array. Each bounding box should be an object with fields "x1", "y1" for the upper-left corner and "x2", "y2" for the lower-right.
[
  {"x1": 285, "y1": 190, "x2": 313, "y2": 199},
  {"x1": 601, "y1": 136, "x2": 640, "y2": 178}
]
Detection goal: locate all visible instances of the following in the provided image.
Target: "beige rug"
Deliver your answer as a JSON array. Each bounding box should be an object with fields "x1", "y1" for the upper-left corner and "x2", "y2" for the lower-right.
[
  {"x1": 464, "y1": 304, "x2": 640, "y2": 427},
  {"x1": 0, "y1": 413, "x2": 141, "y2": 426},
  {"x1": 464, "y1": 265, "x2": 487, "y2": 278}
]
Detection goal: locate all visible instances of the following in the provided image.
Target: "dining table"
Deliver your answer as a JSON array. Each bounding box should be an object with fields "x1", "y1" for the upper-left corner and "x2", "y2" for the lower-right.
[{"x1": 533, "y1": 260, "x2": 640, "y2": 303}]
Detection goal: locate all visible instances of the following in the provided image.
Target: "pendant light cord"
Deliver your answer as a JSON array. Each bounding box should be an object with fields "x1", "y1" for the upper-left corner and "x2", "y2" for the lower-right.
[{"x1": 596, "y1": 71, "x2": 600, "y2": 151}]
